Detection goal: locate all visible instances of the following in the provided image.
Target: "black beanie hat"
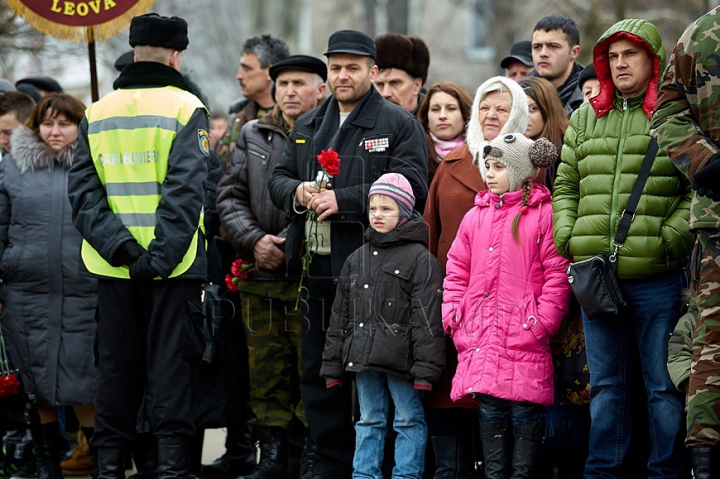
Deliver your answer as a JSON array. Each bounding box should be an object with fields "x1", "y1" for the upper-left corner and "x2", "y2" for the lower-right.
[
  {"x1": 578, "y1": 64, "x2": 597, "y2": 89},
  {"x1": 129, "y1": 13, "x2": 189, "y2": 51}
]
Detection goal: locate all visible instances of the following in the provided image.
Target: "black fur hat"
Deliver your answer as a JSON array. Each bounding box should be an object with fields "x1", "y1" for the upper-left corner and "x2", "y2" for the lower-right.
[
  {"x1": 375, "y1": 33, "x2": 430, "y2": 84},
  {"x1": 129, "y1": 13, "x2": 189, "y2": 51}
]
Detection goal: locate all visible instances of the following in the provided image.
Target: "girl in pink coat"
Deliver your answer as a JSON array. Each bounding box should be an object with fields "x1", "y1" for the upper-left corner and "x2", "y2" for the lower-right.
[{"x1": 443, "y1": 134, "x2": 571, "y2": 479}]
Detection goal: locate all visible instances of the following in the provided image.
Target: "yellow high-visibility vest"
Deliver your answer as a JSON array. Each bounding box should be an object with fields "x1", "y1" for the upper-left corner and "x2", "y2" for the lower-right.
[{"x1": 81, "y1": 86, "x2": 206, "y2": 279}]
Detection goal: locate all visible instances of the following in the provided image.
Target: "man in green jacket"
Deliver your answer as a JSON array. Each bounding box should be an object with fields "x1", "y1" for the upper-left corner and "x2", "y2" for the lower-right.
[
  {"x1": 652, "y1": 7, "x2": 720, "y2": 477},
  {"x1": 553, "y1": 19, "x2": 694, "y2": 478}
]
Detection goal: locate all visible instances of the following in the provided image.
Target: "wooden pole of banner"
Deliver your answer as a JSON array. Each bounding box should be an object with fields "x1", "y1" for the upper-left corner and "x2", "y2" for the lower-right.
[{"x1": 88, "y1": 27, "x2": 99, "y2": 102}]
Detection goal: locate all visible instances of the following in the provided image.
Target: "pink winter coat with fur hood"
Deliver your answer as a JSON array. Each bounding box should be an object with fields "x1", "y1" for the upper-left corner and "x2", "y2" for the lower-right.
[{"x1": 443, "y1": 184, "x2": 571, "y2": 406}]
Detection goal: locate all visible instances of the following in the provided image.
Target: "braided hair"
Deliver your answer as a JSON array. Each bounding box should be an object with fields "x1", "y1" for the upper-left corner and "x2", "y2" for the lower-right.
[{"x1": 511, "y1": 180, "x2": 532, "y2": 243}]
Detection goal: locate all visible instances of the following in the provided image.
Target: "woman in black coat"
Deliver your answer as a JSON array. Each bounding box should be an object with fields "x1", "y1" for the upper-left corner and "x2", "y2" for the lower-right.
[{"x1": 0, "y1": 94, "x2": 97, "y2": 479}]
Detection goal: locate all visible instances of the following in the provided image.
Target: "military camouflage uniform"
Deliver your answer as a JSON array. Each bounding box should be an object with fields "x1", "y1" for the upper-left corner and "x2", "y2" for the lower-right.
[
  {"x1": 652, "y1": 6, "x2": 720, "y2": 446},
  {"x1": 215, "y1": 100, "x2": 273, "y2": 168},
  {"x1": 236, "y1": 281, "x2": 305, "y2": 428}
]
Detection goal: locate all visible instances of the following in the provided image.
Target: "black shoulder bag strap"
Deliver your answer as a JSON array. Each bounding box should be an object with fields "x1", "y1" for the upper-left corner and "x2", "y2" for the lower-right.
[{"x1": 610, "y1": 138, "x2": 658, "y2": 260}]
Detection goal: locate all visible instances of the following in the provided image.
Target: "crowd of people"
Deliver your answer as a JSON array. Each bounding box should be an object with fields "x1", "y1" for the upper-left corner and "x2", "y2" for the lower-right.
[{"x1": 0, "y1": 6, "x2": 718, "y2": 479}]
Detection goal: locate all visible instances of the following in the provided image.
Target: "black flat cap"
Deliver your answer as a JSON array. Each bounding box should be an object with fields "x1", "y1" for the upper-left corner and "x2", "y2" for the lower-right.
[
  {"x1": 16, "y1": 76, "x2": 63, "y2": 94},
  {"x1": 114, "y1": 50, "x2": 135, "y2": 72},
  {"x1": 129, "y1": 13, "x2": 189, "y2": 51},
  {"x1": 270, "y1": 55, "x2": 327, "y2": 82},
  {"x1": 500, "y1": 41, "x2": 534, "y2": 69},
  {"x1": 15, "y1": 83, "x2": 41, "y2": 102},
  {"x1": 324, "y1": 30, "x2": 376, "y2": 60}
]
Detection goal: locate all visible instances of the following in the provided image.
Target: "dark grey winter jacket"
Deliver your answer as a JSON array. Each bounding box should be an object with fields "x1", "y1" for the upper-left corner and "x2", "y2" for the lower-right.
[
  {"x1": 320, "y1": 213, "x2": 445, "y2": 383},
  {"x1": 0, "y1": 127, "x2": 97, "y2": 405}
]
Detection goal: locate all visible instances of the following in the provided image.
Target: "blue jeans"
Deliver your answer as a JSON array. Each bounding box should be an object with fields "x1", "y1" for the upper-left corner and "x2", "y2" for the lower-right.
[
  {"x1": 353, "y1": 371, "x2": 427, "y2": 479},
  {"x1": 582, "y1": 271, "x2": 685, "y2": 479}
]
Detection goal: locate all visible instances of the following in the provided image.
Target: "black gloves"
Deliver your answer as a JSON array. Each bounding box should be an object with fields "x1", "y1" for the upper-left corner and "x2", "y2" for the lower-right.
[
  {"x1": 692, "y1": 153, "x2": 720, "y2": 201},
  {"x1": 129, "y1": 254, "x2": 158, "y2": 280},
  {"x1": 110, "y1": 240, "x2": 158, "y2": 280},
  {"x1": 109, "y1": 240, "x2": 147, "y2": 267}
]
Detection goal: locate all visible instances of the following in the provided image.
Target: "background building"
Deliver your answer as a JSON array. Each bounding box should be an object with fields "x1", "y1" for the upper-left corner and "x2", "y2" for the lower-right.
[{"x1": 0, "y1": 0, "x2": 711, "y2": 111}]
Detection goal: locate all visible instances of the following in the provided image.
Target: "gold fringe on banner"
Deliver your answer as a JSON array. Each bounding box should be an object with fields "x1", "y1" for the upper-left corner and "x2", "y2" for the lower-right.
[{"x1": 5, "y1": 0, "x2": 156, "y2": 42}]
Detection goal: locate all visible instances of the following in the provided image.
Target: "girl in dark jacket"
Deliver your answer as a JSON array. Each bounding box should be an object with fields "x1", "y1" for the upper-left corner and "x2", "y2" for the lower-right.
[
  {"x1": 0, "y1": 94, "x2": 97, "y2": 479},
  {"x1": 321, "y1": 173, "x2": 445, "y2": 479}
]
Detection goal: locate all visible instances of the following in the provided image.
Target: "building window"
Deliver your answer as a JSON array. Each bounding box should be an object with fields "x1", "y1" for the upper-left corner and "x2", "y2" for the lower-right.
[
  {"x1": 465, "y1": 0, "x2": 495, "y2": 61},
  {"x1": 361, "y1": 0, "x2": 409, "y2": 36}
]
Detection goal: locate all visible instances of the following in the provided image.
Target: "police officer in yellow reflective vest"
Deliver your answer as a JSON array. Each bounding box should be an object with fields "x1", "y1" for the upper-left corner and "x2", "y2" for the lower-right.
[{"x1": 68, "y1": 13, "x2": 209, "y2": 479}]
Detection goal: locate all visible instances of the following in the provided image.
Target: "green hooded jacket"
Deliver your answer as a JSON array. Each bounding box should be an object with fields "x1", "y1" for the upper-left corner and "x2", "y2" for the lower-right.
[
  {"x1": 652, "y1": 6, "x2": 720, "y2": 231},
  {"x1": 553, "y1": 19, "x2": 694, "y2": 279}
]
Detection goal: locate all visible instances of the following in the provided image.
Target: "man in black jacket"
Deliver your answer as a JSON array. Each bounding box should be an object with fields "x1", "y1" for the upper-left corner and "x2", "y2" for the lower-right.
[{"x1": 269, "y1": 29, "x2": 428, "y2": 479}]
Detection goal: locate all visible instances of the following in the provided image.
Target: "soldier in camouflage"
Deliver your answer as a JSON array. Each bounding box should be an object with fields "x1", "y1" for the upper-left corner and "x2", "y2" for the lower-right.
[
  {"x1": 215, "y1": 35, "x2": 290, "y2": 168},
  {"x1": 652, "y1": 6, "x2": 720, "y2": 477}
]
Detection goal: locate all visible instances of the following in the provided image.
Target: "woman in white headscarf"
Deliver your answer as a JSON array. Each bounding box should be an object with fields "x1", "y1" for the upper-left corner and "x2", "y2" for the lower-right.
[{"x1": 422, "y1": 77, "x2": 532, "y2": 477}]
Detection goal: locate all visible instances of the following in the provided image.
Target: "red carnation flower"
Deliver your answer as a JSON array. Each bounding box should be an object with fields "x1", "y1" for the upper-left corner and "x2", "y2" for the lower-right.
[
  {"x1": 225, "y1": 274, "x2": 238, "y2": 292},
  {"x1": 317, "y1": 148, "x2": 340, "y2": 177},
  {"x1": 0, "y1": 373, "x2": 20, "y2": 398},
  {"x1": 231, "y1": 259, "x2": 247, "y2": 277}
]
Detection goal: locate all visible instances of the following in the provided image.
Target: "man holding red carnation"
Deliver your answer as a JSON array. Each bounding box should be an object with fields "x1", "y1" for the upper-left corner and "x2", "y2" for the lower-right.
[
  {"x1": 217, "y1": 54, "x2": 328, "y2": 479},
  {"x1": 269, "y1": 30, "x2": 428, "y2": 479}
]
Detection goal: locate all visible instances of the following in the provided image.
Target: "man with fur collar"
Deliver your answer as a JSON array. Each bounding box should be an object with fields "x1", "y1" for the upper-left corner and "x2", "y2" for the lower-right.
[
  {"x1": 553, "y1": 19, "x2": 693, "y2": 478},
  {"x1": 269, "y1": 29, "x2": 428, "y2": 479},
  {"x1": 68, "y1": 13, "x2": 209, "y2": 479},
  {"x1": 373, "y1": 33, "x2": 430, "y2": 114}
]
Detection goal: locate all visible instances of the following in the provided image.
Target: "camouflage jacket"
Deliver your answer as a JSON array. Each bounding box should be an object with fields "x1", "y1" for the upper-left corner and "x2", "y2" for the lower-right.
[
  {"x1": 652, "y1": 6, "x2": 720, "y2": 231},
  {"x1": 215, "y1": 99, "x2": 272, "y2": 168}
]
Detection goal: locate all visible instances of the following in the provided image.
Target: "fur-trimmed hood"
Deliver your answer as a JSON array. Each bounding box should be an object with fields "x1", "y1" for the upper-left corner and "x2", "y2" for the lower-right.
[
  {"x1": 9, "y1": 126, "x2": 76, "y2": 174},
  {"x1": 466, "y1": 76, "x2": 528, "y2": 180}
]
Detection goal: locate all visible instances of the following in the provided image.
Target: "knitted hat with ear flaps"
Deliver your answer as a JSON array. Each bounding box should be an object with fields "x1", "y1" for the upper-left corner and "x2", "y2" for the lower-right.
[{"x1": 482, "y1": 134, "x2": 557, "y2": 192}]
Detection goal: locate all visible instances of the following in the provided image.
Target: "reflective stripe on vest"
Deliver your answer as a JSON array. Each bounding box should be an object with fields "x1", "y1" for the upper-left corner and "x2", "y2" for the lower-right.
[{"x1": 81, "y1": 86, "x2": 206, "y2": 279}]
